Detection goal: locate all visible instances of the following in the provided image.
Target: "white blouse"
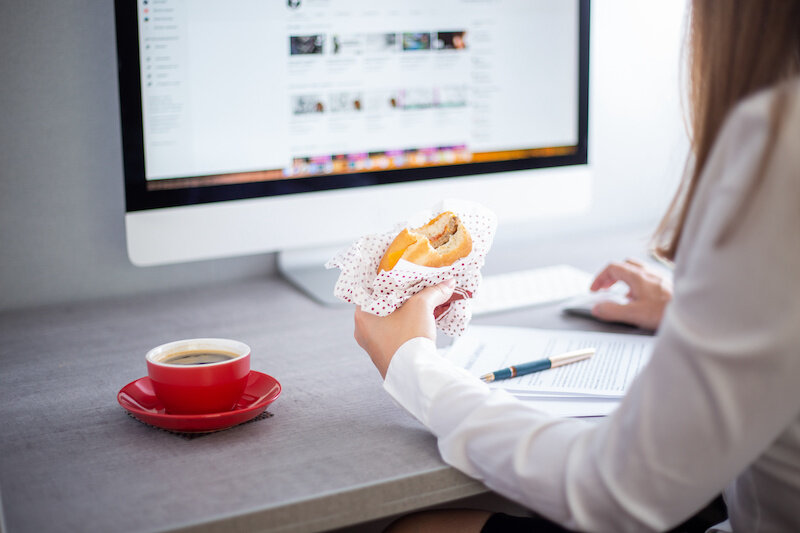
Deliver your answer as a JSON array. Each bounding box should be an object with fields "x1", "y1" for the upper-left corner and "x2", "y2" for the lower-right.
[{"x1": 383, "y1": 80, "x2": 800, "y2": 533}]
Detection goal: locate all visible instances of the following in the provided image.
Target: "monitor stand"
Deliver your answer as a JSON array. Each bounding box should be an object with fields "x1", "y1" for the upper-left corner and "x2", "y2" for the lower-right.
[{"x1": 277, "y1": 246, "x2": 349, "y2": 306}]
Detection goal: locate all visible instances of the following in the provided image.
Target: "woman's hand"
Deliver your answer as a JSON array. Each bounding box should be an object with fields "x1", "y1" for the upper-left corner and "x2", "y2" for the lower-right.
[
  {"x1": 354, "y1": 279, "x2": 456, "y2": 379},
  {"x1": 590, "y1": 258, "x2": 673, "y2": 331}
]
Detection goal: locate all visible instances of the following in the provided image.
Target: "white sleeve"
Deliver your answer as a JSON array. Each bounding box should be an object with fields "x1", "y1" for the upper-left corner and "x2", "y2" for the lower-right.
[{"x1": 382, "y1": 90, "x2": 800, "y2": 533}]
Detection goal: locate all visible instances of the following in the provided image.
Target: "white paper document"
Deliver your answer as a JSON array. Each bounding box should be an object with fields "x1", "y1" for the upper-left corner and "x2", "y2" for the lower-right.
[{"x1": 445, "y1": 325, "x2": 655, "y2": 417}]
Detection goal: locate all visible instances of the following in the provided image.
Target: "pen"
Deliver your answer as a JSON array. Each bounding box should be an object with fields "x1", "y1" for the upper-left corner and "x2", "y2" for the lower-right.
[{"x1": 479, "y1": 348, "x2": 596, "y2": 382}]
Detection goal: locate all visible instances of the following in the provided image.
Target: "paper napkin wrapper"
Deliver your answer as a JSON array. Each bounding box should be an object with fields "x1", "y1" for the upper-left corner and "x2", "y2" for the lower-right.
[{"x1": 325, "y1": 200, "x2": 497, "y2": 336}]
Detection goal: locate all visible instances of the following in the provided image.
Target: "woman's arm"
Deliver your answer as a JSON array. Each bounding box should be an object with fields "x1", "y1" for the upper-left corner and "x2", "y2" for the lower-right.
[{"x1": 356, "y1": 89, "x2": 800, "y2": 532}]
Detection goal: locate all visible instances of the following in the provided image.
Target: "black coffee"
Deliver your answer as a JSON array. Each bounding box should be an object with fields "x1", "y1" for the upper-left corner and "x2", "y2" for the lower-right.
[{"x1": 161, "y1": 350, "x2": 238, "y2": 365}]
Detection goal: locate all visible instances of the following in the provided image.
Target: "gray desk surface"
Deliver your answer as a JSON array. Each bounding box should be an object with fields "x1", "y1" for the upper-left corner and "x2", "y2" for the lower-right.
[{"x1": 0, "y1": 228, "x2": 654, "y2": 533}]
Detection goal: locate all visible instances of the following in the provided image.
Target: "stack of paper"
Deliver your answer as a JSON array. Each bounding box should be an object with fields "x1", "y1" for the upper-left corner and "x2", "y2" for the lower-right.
[{"x1": 444, "y1": 325, "x2": 655, "y2": 417}]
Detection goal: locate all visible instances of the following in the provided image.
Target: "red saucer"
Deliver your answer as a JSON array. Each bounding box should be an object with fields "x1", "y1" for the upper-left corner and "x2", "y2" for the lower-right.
[{"x1": 118, "y1": 371, "x2": 281, "y2": 433}]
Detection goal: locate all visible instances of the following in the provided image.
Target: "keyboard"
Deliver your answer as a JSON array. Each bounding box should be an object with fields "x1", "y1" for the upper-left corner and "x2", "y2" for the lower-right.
[{"x1": 471, "y1": 265, "x2": 593, "y2": 316}]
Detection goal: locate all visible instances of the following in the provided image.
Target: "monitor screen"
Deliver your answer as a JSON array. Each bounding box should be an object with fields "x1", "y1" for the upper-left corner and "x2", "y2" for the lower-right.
[
  {"x1": 118, "y1": 0, "x2": 587, "y2": 208},
  {"x1": 115, "y1": 0, "x2": 590, "y2": 279}
]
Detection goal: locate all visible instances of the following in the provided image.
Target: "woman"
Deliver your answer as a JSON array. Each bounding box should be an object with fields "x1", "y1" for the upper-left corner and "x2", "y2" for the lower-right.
[{"x1": 354, "y1": 2, "x2": 800, "y2": 532}]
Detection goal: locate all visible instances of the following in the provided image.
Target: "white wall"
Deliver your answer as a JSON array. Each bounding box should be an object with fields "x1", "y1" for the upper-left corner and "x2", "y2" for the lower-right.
[
  {"x1": 508, "y1": 0, "x2": 689, "y2": 243},
  {"x1": 0, "y1": 0, "x2": 689, "y2": 311},
  {"x1": 587, "y1": 0, "x2": 689, "y2": 228}
]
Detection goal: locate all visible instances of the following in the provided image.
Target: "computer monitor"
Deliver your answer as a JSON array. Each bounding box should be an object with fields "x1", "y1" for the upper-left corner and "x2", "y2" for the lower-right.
[{"x1": 115, "y1": 0, "x2": 590, "y2": 304}]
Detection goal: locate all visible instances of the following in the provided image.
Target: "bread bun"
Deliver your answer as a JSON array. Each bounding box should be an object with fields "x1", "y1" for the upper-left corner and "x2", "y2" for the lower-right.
[{"x1": 377, "y1": 211, "x2": 472, "y2": 272}]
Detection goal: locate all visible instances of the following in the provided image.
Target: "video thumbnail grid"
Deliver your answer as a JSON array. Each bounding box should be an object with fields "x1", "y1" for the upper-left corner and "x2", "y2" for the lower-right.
[
  {"x1": 289, "y1": 31, "x2": 467, "y2": 56},
  {"x1": 291, "y1": 86, "x2": 467, "y2": 115}
]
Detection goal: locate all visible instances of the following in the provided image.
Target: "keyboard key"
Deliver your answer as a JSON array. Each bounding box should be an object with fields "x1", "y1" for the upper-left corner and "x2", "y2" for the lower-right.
[{"x1": 472, "y1": 265, "x2": 593, "y2": 316}]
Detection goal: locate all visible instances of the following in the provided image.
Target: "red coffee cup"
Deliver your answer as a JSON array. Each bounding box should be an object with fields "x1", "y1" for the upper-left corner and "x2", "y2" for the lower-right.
[{"x1": 145, "y1": 338, "x2": 251, "y2": 414}]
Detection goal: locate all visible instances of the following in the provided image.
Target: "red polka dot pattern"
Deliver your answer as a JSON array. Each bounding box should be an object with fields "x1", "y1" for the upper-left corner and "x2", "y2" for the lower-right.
[{"x1": 325, "y1": 200, "x2": 497, "y2": 336}]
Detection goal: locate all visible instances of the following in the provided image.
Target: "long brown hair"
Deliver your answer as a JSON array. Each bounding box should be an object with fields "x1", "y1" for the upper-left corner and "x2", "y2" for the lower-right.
[{"x1": 653, "y1": 0, "x2": 800, "y2": 262}]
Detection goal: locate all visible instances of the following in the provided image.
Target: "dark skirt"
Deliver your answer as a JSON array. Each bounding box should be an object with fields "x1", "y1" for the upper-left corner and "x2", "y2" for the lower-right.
[{"x1": 481, "y1": 495, "x2": 727, "y2": 533}]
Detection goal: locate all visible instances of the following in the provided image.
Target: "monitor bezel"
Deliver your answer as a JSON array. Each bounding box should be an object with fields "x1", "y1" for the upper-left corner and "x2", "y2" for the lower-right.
[{"x1": 115, "y1": 0, "x2": 590, "y2": 213}]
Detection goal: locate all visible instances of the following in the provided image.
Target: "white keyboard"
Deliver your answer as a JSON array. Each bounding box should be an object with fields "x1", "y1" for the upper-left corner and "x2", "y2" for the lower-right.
[{"x1": 471, "y1": 265, "x2": 593, "y2": 316}]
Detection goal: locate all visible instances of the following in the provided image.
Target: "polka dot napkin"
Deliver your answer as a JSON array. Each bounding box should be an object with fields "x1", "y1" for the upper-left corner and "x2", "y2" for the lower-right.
[{"x1": 325, "y1": 200, "x2": 497, "y2": 336}]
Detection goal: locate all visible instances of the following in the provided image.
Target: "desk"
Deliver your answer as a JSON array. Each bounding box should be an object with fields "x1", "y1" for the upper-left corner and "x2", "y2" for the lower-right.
[{"x1": 0, "y1": 228, "x2": 652, "y2": 532}]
